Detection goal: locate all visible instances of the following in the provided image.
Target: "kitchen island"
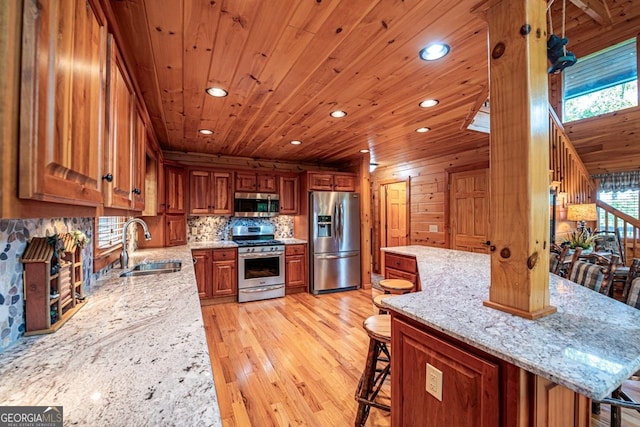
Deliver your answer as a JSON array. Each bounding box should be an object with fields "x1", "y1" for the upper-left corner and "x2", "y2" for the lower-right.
[
  {"x1": 381, "y1": 245, "x2": 640, "y2": 426},
  {"x1": 0, "y1": 246, "x2": 221, "y2": 426}
]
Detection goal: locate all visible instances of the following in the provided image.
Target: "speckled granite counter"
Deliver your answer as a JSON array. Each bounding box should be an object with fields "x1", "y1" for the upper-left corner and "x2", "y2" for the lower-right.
[
  {"x1": 0, "y1": 246, "x2": 221, "y2": 426},
  {"x1": 381, "y1": 245, "x2": 640, "y2": 400},
  {"x1": 190, "y1": 240, "x2": 238, "y2": 249},
  {"x1": 279, "y1": 238, "x2": 307, "y2": 244}
]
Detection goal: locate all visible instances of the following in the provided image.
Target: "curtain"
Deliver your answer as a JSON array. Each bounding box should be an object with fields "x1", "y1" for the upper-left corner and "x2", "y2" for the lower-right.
[{"x1": 593, "y1": 171, "x2": 640, "y2": 192}]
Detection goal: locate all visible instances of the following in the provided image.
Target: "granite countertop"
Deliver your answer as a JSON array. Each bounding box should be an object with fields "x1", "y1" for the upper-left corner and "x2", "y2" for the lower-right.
[
  {"x1": 278, "y1": 238, "x2": 307, "y2": 244},
  {"x1": 0, "y1": 246, "x2": 221, "y2": 426},
  {"x1": 381, "y1": 245, "x2": 640, "y2": 401}
]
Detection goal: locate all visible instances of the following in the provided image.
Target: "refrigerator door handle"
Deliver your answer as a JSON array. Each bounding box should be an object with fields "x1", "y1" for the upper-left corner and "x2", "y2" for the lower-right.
[
  {"x1": 333, "y1": 202, "x2": 338, "y2": 241},
  {"x1": 316, "y1": 253, "x2": 359, "y2": 260}
]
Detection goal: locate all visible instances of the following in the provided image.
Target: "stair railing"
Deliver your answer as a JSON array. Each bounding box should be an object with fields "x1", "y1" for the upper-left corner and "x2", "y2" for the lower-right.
[{"x1": 548, "y1": 107, "x2": 596, "y2": 204}]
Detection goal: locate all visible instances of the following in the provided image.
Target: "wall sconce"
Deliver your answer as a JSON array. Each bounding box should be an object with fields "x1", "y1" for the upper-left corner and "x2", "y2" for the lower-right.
[{"x1": 557, "y1": 192, "x2": 568, "y2": 209}]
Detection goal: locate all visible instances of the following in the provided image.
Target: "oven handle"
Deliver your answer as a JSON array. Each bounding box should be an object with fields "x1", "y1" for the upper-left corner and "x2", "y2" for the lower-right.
[
  {"x1": 238, "y1": 251, "x2": 284, "y2": 258},
  {"x1": 240, "y1": 285, "x2": 285, "y2": 293}
]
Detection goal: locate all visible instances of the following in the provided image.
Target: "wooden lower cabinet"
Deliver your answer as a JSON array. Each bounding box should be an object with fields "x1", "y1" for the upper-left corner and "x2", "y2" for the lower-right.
[
  {"x1": 285, "y1": 244, "x2": 307, "y2": 294},
  {"x1": 383, "y1": 252, "x2": 419, "y2": 291},
  {"x1": 391, "y1": 315, "x2": 590, "y2": 427},
  {"x1": 192, "y1": 249, "x2": 212, "y2": 299},
  {"x1": 192, "y1": 248, "x2": 237, "y2": 302}
]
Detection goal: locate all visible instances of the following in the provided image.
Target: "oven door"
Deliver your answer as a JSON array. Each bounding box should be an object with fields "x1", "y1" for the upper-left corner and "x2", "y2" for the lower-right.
[{"x1": 238, "y1": 251, "x2": 285, "y2": 289}]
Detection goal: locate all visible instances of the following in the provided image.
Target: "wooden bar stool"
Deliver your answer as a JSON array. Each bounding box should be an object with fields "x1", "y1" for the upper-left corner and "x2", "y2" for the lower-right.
[
  {"x1": 379, "y1": 278, "x2": 413, "y2": 294},
  {"x1": 373, "y1": 294, "x2": 393, "y2": 314},
  {"x1": 355, "y1": 314, "x2": 391, "y2": 426}
]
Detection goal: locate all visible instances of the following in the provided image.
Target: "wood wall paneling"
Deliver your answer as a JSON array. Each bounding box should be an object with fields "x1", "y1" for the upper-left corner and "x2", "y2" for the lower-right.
[{"x1": 371, "y1": 145, "x2": 489, "y2": 272}]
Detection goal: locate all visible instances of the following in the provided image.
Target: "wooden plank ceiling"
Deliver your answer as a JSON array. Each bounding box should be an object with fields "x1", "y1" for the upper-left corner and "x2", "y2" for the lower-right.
[{"x1": 109, "y1": 0, "x2": 640, "y2": 171}]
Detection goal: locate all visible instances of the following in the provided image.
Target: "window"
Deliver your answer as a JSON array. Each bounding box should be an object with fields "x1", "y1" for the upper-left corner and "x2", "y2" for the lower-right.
[
  {"x1": 97, "y1": 216, "x2": 126, "y2": 250},
  {"x1": 563, "y1": 38, "x2": 638, "y2": 122},
  {"x1": 598, "y1": 190, "x2": 639, "y2": 237}
]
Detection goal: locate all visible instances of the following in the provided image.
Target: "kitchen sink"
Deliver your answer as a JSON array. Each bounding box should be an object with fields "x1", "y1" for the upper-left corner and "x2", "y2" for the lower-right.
[{"x1": 119, "y1": 260, "x2": 182, "y2": 277}]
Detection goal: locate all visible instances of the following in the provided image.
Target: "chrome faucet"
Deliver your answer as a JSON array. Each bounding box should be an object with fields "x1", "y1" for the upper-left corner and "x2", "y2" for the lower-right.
[{"x1": 120, "y1": 218, "x2": 152, "y2": 269}]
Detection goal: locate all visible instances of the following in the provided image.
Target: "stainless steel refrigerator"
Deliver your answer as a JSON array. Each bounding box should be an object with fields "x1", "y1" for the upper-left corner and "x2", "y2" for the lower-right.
[{"x1": 309, "y1": 191, "x2": 361, "y2": 294}]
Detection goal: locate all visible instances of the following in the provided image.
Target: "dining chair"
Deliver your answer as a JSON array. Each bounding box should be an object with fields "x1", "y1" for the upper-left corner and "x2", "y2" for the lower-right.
[
  {"x1": 594, "y1": 230, "x2": 630, "y2": 295},
  {"x1": 623, "y1": 258, "x2": 640, "y2": 304},
  {"x1": 549, "y1": 243, "x2": 570, "y2": 276},
  {"x1": 595, "y1": 272, "x2": 640, "y2": 426},
  {"x1": 567, "y1": 252, "x2": 619, "y2": 296}
]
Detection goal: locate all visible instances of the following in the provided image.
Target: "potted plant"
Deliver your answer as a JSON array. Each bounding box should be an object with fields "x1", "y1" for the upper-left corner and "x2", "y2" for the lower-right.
[{"x1": 563, "y1": 228, "x2": 595, "y2": 251}]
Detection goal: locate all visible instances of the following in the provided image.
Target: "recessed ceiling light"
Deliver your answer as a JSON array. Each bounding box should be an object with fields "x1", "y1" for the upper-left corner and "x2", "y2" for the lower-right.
[
  {"x1": 205, "y1": 87, "x2": 228, "y2": 97},
  {"x1": 290, "y1": 140, "x2": 302, "y2": 145},
  {"x1": 419, "y1": 43, "x2": 450, "y2": 61},
  {"x1": 198, "y1": 129, "x2": 214, "y2": 135},
  {"x1": 416, "y1": 127, "x2": 431, "y2": 133},
  {"x1": 360, "y1": 149, "x2": 369, "y2": 153},
  {"x1": 330, "y1": 110, "x2": 347, "y2": 118},
  {"x1": 419, "y1": 99, "x2": 439, "y2": 108}
]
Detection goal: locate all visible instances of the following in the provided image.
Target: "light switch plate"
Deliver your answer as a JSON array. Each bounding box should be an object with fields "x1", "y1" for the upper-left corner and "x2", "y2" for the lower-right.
[
  {"x1": 426, "y1": 363, "x2": 443, "y2": 401},
  {"x1": 429, "y1": 225, "x2": 438, "y2": 232}
]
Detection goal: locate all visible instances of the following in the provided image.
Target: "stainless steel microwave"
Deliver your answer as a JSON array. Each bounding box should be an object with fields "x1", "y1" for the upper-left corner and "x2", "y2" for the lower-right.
[{"x1": 234, "y1": 192, "x2": 280, "y2": 217}]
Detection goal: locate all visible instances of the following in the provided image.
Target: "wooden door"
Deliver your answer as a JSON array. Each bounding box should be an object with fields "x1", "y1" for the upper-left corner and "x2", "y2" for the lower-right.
[
  {"x1": 450, "y1": 169, "x2": 489, "y2": 253},
  {"x1": 189, "y1": 170, "x2": 211, "y2": 215},
  {"x1": 383, "y1": 182, "x2": 408, "y2": 247},
  {"x1": 192, "y1": 250, "x2": 212, "y2": 299},
  {"x1": 279, "y1": 175, "x2": 299, "y2": 214},
  {"x1": 212, "y1": 172, "x2": 233, "y2": 214},
  {"x1": 19, "y1": 0, "x2": 106, "y2": 206},
  {"x1": 285, "y1": 245, "x2": 306, "y2": 292}
]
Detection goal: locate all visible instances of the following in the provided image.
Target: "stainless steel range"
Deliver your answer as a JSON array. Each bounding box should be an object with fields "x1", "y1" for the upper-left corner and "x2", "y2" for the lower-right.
[{"x1": 232, "y1": 225, "x2": 285, "y2": 303}]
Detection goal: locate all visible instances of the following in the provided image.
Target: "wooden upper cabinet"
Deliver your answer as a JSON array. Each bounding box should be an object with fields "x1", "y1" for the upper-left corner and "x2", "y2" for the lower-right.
[
  {"x1": 333, "y1": 173, "x2": 356, "y2": 191},
  {"x1": 165, "y1": 165, "x2": 186, "y2": 214},
  {"x1": 189, "y1": 170, "x2": 233, "y2": 215},
  {"x1": 308, "y1": 172, "x2": 356, "y2": 192},
  {"x1": 236, "y1": 172, "x2": 278, "y2": 193},
  {"x1": 19, "y1": 0, "x2": 107, "y2": 206},
  {"x1": 279, "y1": 175, "x2": 299, "y2": 214},
  {"x1": 104, "y1": 38, "x2": 136, "y2": 209},
  {"x1": 131, "y1": 109, "x2": 146, "y2": 211},
  {"x1": 212, "y1": 172, "x2": 233, "y2": 214}
]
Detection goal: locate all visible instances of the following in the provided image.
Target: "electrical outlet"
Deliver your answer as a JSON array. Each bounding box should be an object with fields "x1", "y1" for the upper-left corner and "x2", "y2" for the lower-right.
[
  {"x1": 426, "y1": 363, "x2": 443, "y2": 401},
  {"x1": 429, "y1": 224, "x2": 438, "y2": 232}
]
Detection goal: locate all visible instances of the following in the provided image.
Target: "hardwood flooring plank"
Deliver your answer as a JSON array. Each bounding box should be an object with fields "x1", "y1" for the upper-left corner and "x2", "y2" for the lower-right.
[{"x1": 202, "y1": 289, "x2": 640, "y2": 426}]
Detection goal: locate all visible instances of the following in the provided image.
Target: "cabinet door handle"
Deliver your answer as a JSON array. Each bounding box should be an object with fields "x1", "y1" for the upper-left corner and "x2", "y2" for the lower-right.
[
  {"x1": 102, "y1": 173, "x2": 113, "y2": 182},
  {"x1": 192, "y1": 258, "x2": 197, "y2": 265}
]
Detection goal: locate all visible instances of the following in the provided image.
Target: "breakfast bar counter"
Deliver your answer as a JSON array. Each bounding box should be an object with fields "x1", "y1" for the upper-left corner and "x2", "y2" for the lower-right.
[
  {"x1": 0, "y1": 246, "x2": 220, "y2": 426},
  {"x1": 381, "y1": 246, "x2": 640, "y2": 402}
]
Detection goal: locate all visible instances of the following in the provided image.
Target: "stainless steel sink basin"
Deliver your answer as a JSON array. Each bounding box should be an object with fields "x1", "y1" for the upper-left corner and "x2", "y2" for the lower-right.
[{"x1": 119, "y1": 260, "x2": 182, "y2": 277}]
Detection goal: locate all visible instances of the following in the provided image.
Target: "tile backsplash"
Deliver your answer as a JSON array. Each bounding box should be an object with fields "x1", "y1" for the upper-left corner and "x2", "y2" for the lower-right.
[
  {"x1": 187, "y1": 216, "x2": 294, "y2": 241},
  {"x1": 0, "y1": 218, "x2": 94, "y2": 351}
]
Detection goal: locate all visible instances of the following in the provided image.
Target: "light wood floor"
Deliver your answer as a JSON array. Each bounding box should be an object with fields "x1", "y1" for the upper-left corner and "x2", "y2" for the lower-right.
[{"x1": 202, "y1": 289, "x2": 640, "y2": 427}]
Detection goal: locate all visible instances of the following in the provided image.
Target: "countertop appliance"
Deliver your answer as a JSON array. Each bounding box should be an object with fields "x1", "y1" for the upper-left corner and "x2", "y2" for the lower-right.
[
  {"x1": 309, "y1": 192, "x2": 361, "y2": 294},
  {"x1": 232, "y1": 225, "x2": 285, "y2": 302},
  {"x1": 234, "y1": 192, "x2": 279, "y2": 217}
]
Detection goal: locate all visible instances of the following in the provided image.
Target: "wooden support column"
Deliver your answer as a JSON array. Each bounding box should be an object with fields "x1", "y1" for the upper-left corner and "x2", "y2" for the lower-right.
[
  {"x1": 359, "y1": 154, "x2": 372, "y2": 289},
  {"x1": 484, "y1": 0, "x2": 555, "y2": 319}
]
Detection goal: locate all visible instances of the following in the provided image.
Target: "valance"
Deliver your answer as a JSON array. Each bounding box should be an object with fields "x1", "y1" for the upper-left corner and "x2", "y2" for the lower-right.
[{"x1": 593, "y1": 171, "x2": 640, "y2": 192}]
